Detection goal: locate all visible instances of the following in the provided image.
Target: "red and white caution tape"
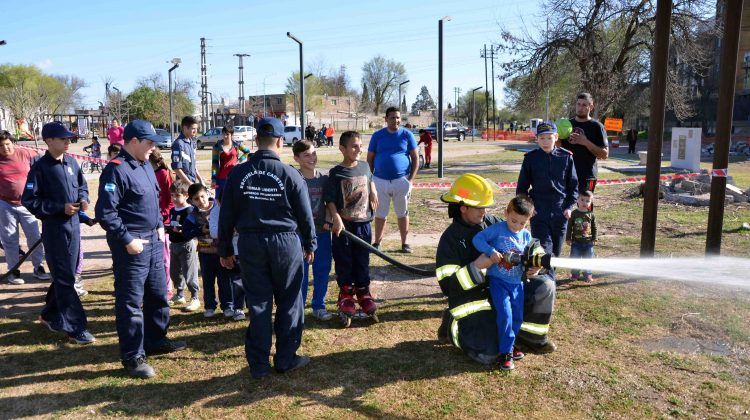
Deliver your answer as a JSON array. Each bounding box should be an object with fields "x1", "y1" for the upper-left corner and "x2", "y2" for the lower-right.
[
  {"x1": 711, "y1": 168, "x2": 728, "y2": 177},
  {"x1": 412, "y1": 173, "x2": 702, "y2": 189},
  {"x1": 18, "y1": 145, "x2": 109, "y2": 165}
]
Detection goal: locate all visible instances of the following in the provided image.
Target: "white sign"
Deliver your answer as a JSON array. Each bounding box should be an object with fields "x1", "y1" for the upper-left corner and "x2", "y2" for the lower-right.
[{"x1": 670, "y1": 127, "x2": 701, "y2": 171}]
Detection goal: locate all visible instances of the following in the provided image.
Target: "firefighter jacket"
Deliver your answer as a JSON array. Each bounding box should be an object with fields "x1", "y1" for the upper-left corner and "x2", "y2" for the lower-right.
[
  {"x1": 436, "y1": 215, "x2": 501, "y2": 357},
  {"x1": 436, "y1": 215, "x2": 555, "y2": 357}
]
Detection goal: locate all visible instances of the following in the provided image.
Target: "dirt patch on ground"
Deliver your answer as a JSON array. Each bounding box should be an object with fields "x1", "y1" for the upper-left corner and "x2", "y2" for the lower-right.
[{"x1": 642, "y1": 313, "x2": 743, "y2": 357}]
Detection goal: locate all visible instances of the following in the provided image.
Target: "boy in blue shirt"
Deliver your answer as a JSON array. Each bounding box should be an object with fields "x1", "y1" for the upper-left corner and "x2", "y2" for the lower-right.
[{"x1": 472, "y1": 195, "x2": 535, "y2": 371}]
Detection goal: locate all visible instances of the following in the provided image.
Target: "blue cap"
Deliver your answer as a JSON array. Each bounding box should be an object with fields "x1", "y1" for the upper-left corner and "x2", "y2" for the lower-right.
[
  {"x1": 256, "y1": 117, "x2": 285, "y2": 138},
  {"x1": 42, "y1": 122, "x2": 77, "y2": 139},
  {"x1": 536, "y1": 121, "x2": 557, "y2": 136},
  {"x1": 123, "y1": 120, "x2": 161, "y2": 142}
]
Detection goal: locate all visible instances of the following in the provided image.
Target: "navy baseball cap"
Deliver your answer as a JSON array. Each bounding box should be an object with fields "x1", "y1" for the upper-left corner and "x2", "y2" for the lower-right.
[
  {"x1": 256, "y1": 117, "x2": 285, "y2": 138},
  {"x1": 536, "y1": 121, "x2": 558, "y2": 136},
  {"x1": 123, "y1": 119, "x2": 161, "y2": 142},
  {"x1": 42, "y1": 122, "x2": 77, "y2": 139}
]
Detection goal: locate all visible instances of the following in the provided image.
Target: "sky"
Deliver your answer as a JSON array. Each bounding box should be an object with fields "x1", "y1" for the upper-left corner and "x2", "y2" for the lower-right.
[{"x1": 1, "y1": 0, "x2": 542, "y2": 111}]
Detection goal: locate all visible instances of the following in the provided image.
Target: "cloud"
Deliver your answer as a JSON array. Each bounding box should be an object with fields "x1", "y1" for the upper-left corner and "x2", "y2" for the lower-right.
[{"x1": 37, "y1": 59, "x2": 52, "y2": 70}]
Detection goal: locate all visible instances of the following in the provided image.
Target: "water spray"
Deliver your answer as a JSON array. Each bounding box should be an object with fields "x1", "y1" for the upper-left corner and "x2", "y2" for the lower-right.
[{"x1": 549, "y1": 256, "x2": 750, "y2": 289}]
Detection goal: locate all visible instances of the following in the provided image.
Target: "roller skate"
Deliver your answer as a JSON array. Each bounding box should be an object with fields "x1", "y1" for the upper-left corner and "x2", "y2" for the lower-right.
[
  {"x1": 337, "y1": 285, "x2": 356, "y2": 328},
  {"x1": 354, "y1": 286, "x2": 379, "y2": 323}
]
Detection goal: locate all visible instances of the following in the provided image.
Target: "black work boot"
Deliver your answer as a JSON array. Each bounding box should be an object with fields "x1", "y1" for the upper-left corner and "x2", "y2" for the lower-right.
[{"x1": 123, "y1": 356, "x2": 156, "y2": 379}]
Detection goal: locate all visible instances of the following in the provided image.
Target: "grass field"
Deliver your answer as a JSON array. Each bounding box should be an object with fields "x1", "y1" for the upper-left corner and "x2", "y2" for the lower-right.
[{"x1": 1, "y1": 138, "x2": 749, "y2": 418}]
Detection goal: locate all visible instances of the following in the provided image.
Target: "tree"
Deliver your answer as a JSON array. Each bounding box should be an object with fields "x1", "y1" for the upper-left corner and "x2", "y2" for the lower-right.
[
  {"x1": 0, "y1": 64, "x2": 84, "y2": 141},
  {"x1": 411, "y1": 86, "x2": 436, "y2": 113},
  {"x1": 122, "y1": 73, "x2": 194, "y2": 127},
  {"x1": 503, "y1": 55, "x2": 579, "y2": 119},
  {"x1": 361, "y1": 55, "x2": 407, "y2": 115},
  {"x1": 458, "y1": 89, "x2": 498, "y2": 127},
  {"x1": 359, "y1": 82, "x2": 371, "y2": 113},
  {"x1": 497, "y1": 0, "x2": 716, "y2": 120},
  {"x1": 284, "y1": 71, "x2": 324, "y2": 114}
]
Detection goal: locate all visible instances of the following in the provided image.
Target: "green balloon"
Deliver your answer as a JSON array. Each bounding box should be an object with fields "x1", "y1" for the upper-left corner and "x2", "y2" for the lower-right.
[{"x1": 556, "y1": 118, "x2": 572, "y2": 140}]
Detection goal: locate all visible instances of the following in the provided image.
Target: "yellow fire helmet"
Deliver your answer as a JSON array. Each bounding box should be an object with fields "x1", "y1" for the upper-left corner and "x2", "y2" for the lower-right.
[{"x1": 440, "y1": 173, "x2": 497, "y2": 208}]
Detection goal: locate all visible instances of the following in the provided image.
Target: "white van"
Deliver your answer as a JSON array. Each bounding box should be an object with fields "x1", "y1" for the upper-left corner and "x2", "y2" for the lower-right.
[{"x1": 283, "y1": 125, "x2": 303, "y2": 145}]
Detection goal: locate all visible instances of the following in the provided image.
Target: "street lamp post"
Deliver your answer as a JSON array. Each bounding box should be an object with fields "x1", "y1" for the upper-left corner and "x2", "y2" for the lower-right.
[
  {"x1": 168, "y1": 58, "x2": 181, "y2": 140},
  {"x1": 438, "y1": 16, "x2": 451, "y2": 178},
  {"x1": 470, "y1": 87, "x2": 481, "y2": 142},
  {"x1": 287, "y1": 32, "x2": 305, "y2": 131},
  {"x1": 398, "y1": 80, "x2": 410, "y2": 113}
]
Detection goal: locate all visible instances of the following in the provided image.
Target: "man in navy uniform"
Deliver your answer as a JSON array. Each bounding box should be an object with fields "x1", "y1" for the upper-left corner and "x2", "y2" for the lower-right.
[
  {"x1": 96, "y1": 120, "x2": 186, "y2": 379},
  {"x1": 171, "y1": 116, "x2": 205, "y2": 186},
  {"x1": 22, "y1": 122, "x2": 95, "y2": 344},
  {"x1": 516, "y1": 121, "x2": 578, "y2": 260},
  {"x1": 218, "y1": 117, "x2": 316, "y2": 379}
]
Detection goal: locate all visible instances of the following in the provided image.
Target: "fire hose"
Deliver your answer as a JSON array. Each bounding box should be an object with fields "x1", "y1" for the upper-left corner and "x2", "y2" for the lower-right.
[
  {"x1": 340, "y1": 229, "x2": 434, "y2": 276},
  {"x1": 0, "y1": 238, "x2": 43, "y2": 281},
  {"x1": 338, "y1": 230, "x2": 551, "y2": 277}
]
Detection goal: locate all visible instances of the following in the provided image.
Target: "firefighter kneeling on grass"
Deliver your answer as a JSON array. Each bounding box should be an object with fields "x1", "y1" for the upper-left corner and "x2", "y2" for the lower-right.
[{"x1": 435, "y1": 173, "x2": 557, "y2": 365}]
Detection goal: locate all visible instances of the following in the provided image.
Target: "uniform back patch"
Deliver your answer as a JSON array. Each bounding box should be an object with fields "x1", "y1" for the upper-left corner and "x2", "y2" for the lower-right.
[{"x1": 104, "y1": 183, "x2": 116, "y2": 192}]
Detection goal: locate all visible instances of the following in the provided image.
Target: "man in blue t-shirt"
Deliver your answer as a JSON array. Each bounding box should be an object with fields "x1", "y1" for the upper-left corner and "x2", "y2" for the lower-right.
[{"x1": 366, "y1": 107, "x2": 419, "y2": 253}]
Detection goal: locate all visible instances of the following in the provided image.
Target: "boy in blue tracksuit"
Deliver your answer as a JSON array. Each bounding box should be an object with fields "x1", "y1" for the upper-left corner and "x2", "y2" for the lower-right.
[
  {"x1": 22, "y1": 122, "x2": 95, "y2": 344},
  {"x1": 218, "y1": 117, "x2": 316, "y2": 379},
  {"x1": 472, "y1": 195, "x2": 535, "y2": 371},
  {"x1": 516, "y1": 120, "x2": 578, "y2": 263}
]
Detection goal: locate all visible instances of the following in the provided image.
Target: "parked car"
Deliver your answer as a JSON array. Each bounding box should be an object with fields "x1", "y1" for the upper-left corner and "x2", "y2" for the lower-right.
[
  {"x1": 154, "y1": 129, "x2": 172, "y2": 149},
  {"x1": 233, "y1": 125, "x2": 256, "y2": 143},
  {"x1": 283, "y1": 125, "x2": 303, "y2": 145},
  {"x1": 423, "y1": 121, "x2": 467, "y2": 141},
  {"x1": 196, "y1": 127, "x2": 222, "y2": 150}
]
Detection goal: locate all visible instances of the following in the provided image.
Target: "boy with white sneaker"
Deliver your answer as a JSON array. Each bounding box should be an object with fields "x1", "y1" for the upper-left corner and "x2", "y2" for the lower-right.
[{"x1": 166, "y1": 181, "x2": 200, "y2": 309}]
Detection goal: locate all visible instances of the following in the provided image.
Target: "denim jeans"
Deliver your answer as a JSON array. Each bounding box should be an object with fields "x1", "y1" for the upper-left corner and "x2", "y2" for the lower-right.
[
  {"x1": 0, "y1": 199, "x2": 44, "y2": 271},
  {"x1": 302, "y1": 231, "x2": 332, "y2": 311},
  {"x1": 569, "y1": 241, "x2": 594, "y2": 277}
]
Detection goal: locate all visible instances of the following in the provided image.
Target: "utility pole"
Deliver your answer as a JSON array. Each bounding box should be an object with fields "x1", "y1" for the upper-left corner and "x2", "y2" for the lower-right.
[
  {"x1": 234, "y1": 53, "x2": 250, "y2": 116},
  {"x1": 482, "y1": 45, "x2": 490, "y2": 138},
  {"x1": 490, "y1": 46, "x2": 497, "y2": 136},
  {"x1": 471, "y1": 87, "x2": 481, "y2": 141},
  {"x1": 200, "y1": 37, "x2": 209, "y2": 132},
  {"x1": 454, "y1": 87, "x2": 461, "y2": 123}
]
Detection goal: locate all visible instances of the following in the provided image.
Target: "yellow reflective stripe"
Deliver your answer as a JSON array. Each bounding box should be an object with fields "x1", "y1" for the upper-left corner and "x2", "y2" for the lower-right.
[
  {"x1": 436, "y1": 264, "x2": 460, "y2": 281},
  {"x1": 450, "y1": 299, "x2": 492, "y2": 320},
  {"x1": 455, "y1": 266, "x2": 475, "y2": 290},
  {"x1": 520, "y1": 322, "x2": 549, "y2": 335},
  {"x1": 450, "y1": 319, "x2": 461, "y2": 349}
]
